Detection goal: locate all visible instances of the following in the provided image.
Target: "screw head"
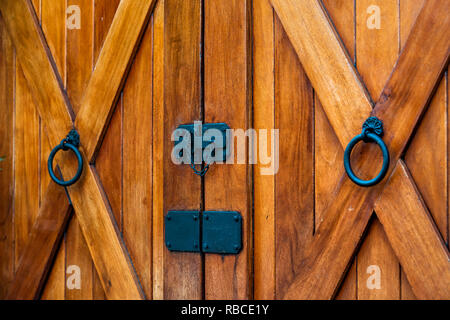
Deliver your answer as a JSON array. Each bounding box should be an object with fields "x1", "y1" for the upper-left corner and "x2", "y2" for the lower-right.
[
  {"x1": 193, "y1": 241, "x2": 198, "y2": 249},
  {"x1": 166, "y1": 215, "x2": 171, "y2": 221},
  {"x1": 204, "y1": 214, "x2": 209, "y2": 221},
  {"x1": 234, "y1": 245, "x2": 240, "y2": 251},
  {"x1": 166, "y1": 242, "x2": 172, "y2": 248},
  {"x1": 193, "y1": 215, "x2": 198, "y2": 221},
  {"x1": 203, "y1": 243, "x2": 209, "y2": 249},
  {"x1": 234, "y1": 215, "x2": 240, "y2": 222}
]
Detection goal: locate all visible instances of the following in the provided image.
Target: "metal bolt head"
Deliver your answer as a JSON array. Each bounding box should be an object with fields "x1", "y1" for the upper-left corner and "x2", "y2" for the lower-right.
[
  {"x1": 193, "y1": 215, "x2": 198, "y2": 221},
  {"x1": 204, "y1": 214, "x2": 209, "y2": 221},
  {"x1": 193, "y1": 241, "x2": 198, "y2": 249},
  {"x1": 203, "y1": 243, "x2": 209, "y2": 249},
  {"x1": 234, "y1": 215, "x2": 240, "y2": 222},
  {"x1": 166, "y1": 242, "x2": 172, "y2": 248},
  {"x1": 234, "y1": 245, "x2": 240, "y2": 251},
  {"x1": 166, "y1": 215, "x2": 171, "y2": 221}
]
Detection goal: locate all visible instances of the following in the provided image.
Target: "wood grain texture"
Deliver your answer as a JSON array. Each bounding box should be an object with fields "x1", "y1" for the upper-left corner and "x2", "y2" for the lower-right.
[
  {"x1": 14, "y1": 65, "x2": 40, "y2": 268},
  {"x1": 7, "y1": 181, "x2": 71, "y2": 300},
  {"x1": 0, "y1": 0, "x2": 74, "y2": 147},
  {"x1": 40, "y1": 242, "x2": 65, "y2": 300},
  {"x1": 93, "y1": 0, "x2": 121, "y2": 64},
  {"x1": 274, "y1": 15, "x2": 314, "y2": 299},
  {"x1": 398, "y1": 0, "x2": 427, "y2": 300},
  {"x1": 204, "y1": 0, "x2": 252, "y2": 300},
  {"x1": 46, "y1": 0, "x2": 94, "y2": 300},
  {"x1": 163, "y1": 0, "x2": 202, "y2": 300},
  {"x1": 152, "y1": 0, "x2": 164, "y2": 300},
  {"x1": 67, "y1": 0, "x2": 94, "y2": 114},
  {"x1": 318, "y1": 0, "x2": 356, "y2": 299},
  {"x1": 272, "y1": 0, "x2": 450, "y2": 299},
  {"x1": 253, "y1": 0, "x2": 275, "y2": 300},
  {"x1": 375, "y1": 162, "x2": 450, "y2": 299},
  {"x1": 30, "y1": 0, "x2": 66, "y2": 300},
  {"x1": 123, "y1": 20, "x2": 153, "y2": 299},
  {"x1": 355, "y1": 0, "x2": 400, "y2": 300},
  {"x1": 1, "y1": 0, "x2": 147, "y2": 299},
  {"x1": 271, "y1": 0, "x2": 373, "y2": 146},
  {"x1": 76, "y1": 0, "x2": 157, "y2": 162},
  {"x1": 400, "y1": 0, "x2": 426, "y2": 49},
  {"x1": 35, "y1": 0, "x2": 67, "y2": 300},
  {"x1": 316, "y1": 0, "x2": 355, "y2": 227},
  {"x1": 93, "y1": 0, "x2": 123, "y2": 299},
  {"x1": 0, "y1": 16, "x2": 14, "y2": 299}
]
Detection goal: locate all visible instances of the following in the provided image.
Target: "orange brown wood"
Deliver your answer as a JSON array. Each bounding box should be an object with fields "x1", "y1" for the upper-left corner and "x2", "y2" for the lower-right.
[{"x1": 0, "y1": 0, "x2": 449, "y2": 301}]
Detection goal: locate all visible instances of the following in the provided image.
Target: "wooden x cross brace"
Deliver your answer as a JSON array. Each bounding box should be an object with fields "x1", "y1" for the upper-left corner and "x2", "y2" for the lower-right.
[
  {"x1": 0, "y1": 0, "x2": 157, "y2": 299},
  {"x1": 271, "y1": 0, "x2": 450, "y2": 299}
]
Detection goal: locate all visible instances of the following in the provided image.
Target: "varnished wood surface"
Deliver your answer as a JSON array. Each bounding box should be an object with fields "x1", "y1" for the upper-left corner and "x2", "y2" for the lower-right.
[
  {"x1": 204, "y1": 0, "x2": 252, "y2": 300},
  {"x1": 272, "y1": 0, "x2": 449, "y2": 299},
  {"x1": 163, "y1": 0, "x2": 202, "y2": 300},
  {"x1": 1, "y1": 0, "x2": 449, "y2": 301}
]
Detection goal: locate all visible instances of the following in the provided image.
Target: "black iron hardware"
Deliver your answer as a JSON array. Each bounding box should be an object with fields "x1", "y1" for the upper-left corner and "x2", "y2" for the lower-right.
[
  {"x1": 174, "y1": 122, "x2": 230, "y2": 177},
  {"x1": 165, "y1": 211, "x2": 242, "y2": 254},
  {"x1": 344, "y1": 117, "x2": 390, "y2": 187},
  {"x1": 48, "y1": 129, "x2": 83, "y2": 187}
]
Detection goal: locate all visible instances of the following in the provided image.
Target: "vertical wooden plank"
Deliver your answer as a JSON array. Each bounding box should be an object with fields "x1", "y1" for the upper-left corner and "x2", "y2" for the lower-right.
[
  {"x1": 163, "y1": 0, "x2": 202, "y2": 300},
  {"x1": 94, "y1": 0, "x2": 122, "y2": 234},
  {"x1": 319, "y1": 0, "x2": 356, "y2": 300},
  {"x1": 123, "y1": 19, "x2": 153, "y2": 299},
  {"x1": 356, "y1": 0, "x2": 400, "y2": 300},
  {"x1": 405, "y1": 80, "x2": 447, "y2": 248},
  {"x1": 204, "y1": 0, "x2": 252, "y2": 300},
  {"x1": 41, "y1": 241, "x2": 65, "y2": 300},
  {"x1": 253, "y1": 0, "x2": 275, "y2": 300},
  {"x1": 335, "y1": 263, "x2": 357, "y2": 300},
  {"x1": 67, "y1": 0, "x2": 94, "y2": 114},
  {"x1": 38, "y1": 0, "x2": 67, "y2": 301},
  {"x1": 274, "y1": 16, "x2": 314, "y2": 299},
  {"x1": 13, "y1": 0, "x2": 41, "y2": 276},
  {"x1": 65, "y1": 220, "x2": 94, "y2": 300},
  {"x1": 152, "y1": 0, "x2": 164, "y2": 300},
  {"x1": 14, "y1": 65, "x2": 40, "y2": 270},
  {"x1": 29, "y1": 0, "x2": 65, "y2": 300},
  {"x1": 399, "y1": 0, "x2": 426, "y2": 300},
  {"x1": 93, "y1": 0, "x2": 121, "y2": 64},
  {"x1": 92, "y1": 0, "x2": 122, "y2": 300},
  {"x1": 399, "y1": 0, "x2": 425, "y2": 48},
  {"x1": 0, "y1": 16, "x2": 15, "y2": 299}
]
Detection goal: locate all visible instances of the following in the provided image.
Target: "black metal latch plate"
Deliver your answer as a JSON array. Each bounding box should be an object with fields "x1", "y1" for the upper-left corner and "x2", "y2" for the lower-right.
[
  {"x1": 174, "y1": 122, "x2": 230, "y2": 164},
  {"x1": 165, "y1": 211, "x2": 242, "y2": 254}
]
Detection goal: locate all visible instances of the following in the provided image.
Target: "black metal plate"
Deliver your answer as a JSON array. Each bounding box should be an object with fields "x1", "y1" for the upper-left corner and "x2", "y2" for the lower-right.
[
  {"x1": 174, "y1": 122, "x2": 230, "y2": 164},
  {"x1": 165, "y1": 211, "x2": 200, "y2": 252},
  {"x1": 202, "y1": 211, "x2": 242, "y2": 254}
]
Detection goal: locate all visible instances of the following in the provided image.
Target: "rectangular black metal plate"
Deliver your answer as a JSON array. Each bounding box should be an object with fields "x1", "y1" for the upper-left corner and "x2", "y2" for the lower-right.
[
  {"x1": 174, "y1": 122, "x2": 230, "y2": 164},
  {"x1": 165, "y1": 211, "x2": 200, "y2": 252},
  {"x1": 202, "y1": 211, "x2": 242, "y2": 254}
]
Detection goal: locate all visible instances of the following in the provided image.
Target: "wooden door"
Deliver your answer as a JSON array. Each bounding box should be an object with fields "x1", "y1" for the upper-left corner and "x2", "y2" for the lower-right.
[{"x1": 0, "y1": 0, "x2": 448, "y2": 300}]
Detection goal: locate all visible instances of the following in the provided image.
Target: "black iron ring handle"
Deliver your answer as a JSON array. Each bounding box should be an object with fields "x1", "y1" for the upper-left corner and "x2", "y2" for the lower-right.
[
  {"x1": 48, "y1": 130, "x2": 83, "y2": 187},
  {"x1": 344, "y1": 117, "x2": 390, "y2": 187}
]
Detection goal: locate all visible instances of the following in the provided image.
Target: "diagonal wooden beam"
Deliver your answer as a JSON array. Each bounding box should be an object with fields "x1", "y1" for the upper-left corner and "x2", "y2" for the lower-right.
[
  {"x1": 76, "y1": 0, "x2": 157, "y2": 162},
  {"x1": 271, "y1": 0, "x2": 450, "y2": 299},
  {"x1": 6, "y1": 180, "x2": 72, "y2": 300},
  {"x1": 1, "y1": 0, "x2": 157, "y2": 299},
  {"x1": 375, "y1": 161, "x2": 450, "y2": 299},
  {"x1": 0, "y1": 0, "x2": 73, "y2": 147}
]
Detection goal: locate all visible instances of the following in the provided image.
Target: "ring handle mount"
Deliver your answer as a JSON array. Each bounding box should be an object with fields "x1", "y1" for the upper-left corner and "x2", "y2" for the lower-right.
[
  {"x1": 48, "y1": 129, "x2": 83, "y2": 187},
  {"x1": 344, "y1": 117, "x2": 390, "y2": 187}
]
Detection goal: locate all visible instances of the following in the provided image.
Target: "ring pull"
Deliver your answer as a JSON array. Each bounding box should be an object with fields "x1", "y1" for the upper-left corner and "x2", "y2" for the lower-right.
[
  {"x1": 344, "y1": 117, "x2": 390, "y2": 187},
  {"x1": 48, "y1": 130, "x2": 83, "y2": 187}
]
